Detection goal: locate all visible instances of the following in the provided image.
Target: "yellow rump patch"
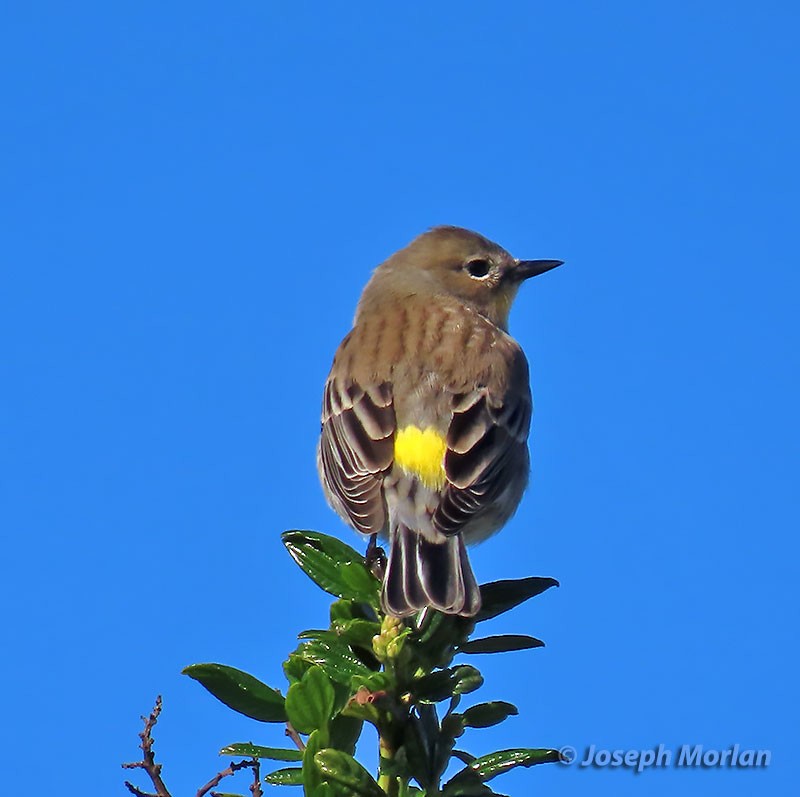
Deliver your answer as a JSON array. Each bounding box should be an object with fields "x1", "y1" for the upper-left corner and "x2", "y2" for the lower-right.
[{"x1": 394, "y1": 426, "x2": 447, "y2": 490}]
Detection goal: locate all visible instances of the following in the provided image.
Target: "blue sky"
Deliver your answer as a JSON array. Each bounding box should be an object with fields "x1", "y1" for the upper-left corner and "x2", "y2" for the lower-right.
[{"x1": 1, "y1": 2, "x2": 797, "y2": 795}]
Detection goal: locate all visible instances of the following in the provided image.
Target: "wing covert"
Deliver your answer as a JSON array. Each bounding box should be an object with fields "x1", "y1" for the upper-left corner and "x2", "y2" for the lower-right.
[
  {"x1": 433, "y1": 384, "x2": 531, "y2": 536},
  {"x1": 318, "y1": 377, "x2": 395, "y2": 535}
]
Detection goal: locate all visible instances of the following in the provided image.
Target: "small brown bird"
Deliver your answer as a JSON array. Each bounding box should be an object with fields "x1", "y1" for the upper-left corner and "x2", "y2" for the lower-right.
[{"x1": 317, "y1": 226, "x2": 562, "y2": 617}]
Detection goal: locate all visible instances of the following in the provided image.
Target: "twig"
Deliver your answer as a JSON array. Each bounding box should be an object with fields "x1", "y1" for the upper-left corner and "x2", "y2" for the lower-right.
[
  {"x1": 196, "y1": 764, "x2": 234, "y2": 797},
  {"x1": 285, "y1": 721, "x2": 306, "y2": 751},
  {"x1": 125, "y1": 698, "x2": 264, "y2": 797},
  {"x1": 250, "y1": 758, "x2": 263, "y2": 797},
  {"x1": 122, "y1": 696, "x2": 172, "y2": 797},
  {"x1": 196, "y1": 759, "x2": 256, "y2": 797},
  {"x1": 124, "y1": 784, "x2": 158, "y2": 797}
]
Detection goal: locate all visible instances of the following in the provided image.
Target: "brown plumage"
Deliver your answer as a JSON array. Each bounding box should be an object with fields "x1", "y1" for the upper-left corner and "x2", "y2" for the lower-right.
[{"x1": 317, "y1": 226, "x2": 562, "y2": 617}]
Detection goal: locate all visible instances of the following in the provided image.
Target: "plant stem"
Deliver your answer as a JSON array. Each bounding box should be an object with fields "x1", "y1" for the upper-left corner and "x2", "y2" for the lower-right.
[{"x1": 378, "y1": 731, "x2": 400, "y2": 796}]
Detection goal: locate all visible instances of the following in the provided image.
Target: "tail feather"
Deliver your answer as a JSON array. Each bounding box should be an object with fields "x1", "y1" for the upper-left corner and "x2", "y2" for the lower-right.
[{"x1": 382, "y1": 524, "x2": 481, "y2": 617}]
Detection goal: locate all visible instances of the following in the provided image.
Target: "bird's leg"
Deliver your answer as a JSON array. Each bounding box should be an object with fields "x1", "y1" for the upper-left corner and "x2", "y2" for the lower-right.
[{"x1": 365, "y1": 533, "x2": 386, "y2": 581}]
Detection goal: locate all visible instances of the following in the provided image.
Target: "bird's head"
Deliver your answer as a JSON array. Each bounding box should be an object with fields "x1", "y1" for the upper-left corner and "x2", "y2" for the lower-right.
[{"x1": 370, "y1": 226, "x2": 562, "y2": 330}]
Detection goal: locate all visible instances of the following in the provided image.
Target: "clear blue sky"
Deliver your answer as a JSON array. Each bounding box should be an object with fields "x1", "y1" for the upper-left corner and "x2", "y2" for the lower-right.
[{"x1": 1, "y1": 2, "x2": 797, "y2": 795}]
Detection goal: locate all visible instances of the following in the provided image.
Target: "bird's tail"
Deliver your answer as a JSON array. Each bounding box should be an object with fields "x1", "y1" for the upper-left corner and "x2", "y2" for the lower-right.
[{"x1": 381, "y1": 523, "x2": 481, "y2": 617}]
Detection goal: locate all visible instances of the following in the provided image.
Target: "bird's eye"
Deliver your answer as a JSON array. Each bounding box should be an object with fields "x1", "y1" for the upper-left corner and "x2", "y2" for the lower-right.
[{"x1": 465, "y1": 259, "x2": 491, "y2": 279}]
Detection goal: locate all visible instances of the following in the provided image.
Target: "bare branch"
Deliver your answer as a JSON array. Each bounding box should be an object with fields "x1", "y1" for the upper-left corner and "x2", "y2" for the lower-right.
[
  {"x1": 196, "y1": 759, "x2": 259, "y2": 797},
  {"x1": 122, "y1": 696, "x2": 172, "y2": 797},
  {"x1": 285, "y1": 721, "x2": 306, "y2": 751},
  {"x1": 125, "y1": 699, "x2": 265, "y2": 797},
  {"x1": 195, "y1": 764, "x2": 233, "y2": 797},
  {"x1": 250, "y1": 758, "x2": 263, "y2": 797},
  {"x1": 123, "y1": 783, "x2": 158, "y2": 797}
]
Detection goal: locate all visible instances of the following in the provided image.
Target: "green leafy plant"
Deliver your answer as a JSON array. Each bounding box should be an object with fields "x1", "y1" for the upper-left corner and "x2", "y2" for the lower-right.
[{"x1": 182, "y1": 530, "x2": 562, "y2": 796}]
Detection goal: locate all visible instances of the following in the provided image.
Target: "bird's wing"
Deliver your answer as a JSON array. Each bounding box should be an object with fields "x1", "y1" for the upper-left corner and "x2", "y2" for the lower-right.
[
  {"x1": 433, "y1": 378, "x2": 531, "y2": 536},
  {"x1": 318, "y1": 375, "x2": 395, "y2": 536}
]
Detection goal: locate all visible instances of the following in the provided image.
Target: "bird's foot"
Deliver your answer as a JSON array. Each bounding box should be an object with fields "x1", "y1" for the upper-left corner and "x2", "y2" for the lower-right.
[{"x1": 365, "y1": 534, "x2": 386, "y2": 581}]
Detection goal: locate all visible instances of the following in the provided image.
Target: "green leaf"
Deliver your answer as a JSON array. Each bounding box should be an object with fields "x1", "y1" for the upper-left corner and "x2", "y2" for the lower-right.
[
  {"x1": 459, "y1": 635, "x2": 544, "y2": 654},
  {"x1": 264, "y1": 766, "x2": 304, "y2": 786},
  {"x1": 440, "y1": 712, "x2": 465, "y2": 740},
  {"x1": 283, "y1": 653, "x2": 313, "y2": 685},
  {"x1": 329, "y1": 714, "x2": 363, "y2": 756},
  {"x1": 411, "y1": 611, "x2": 472, "y2": 671},
  {"x1": 331, "y1": 618, "x2": 382, "y2": 649},
  {"x1": 283, "y1": 530, "x2": 365, "y2": 564},
  {"x1": 445, "y1": 694, "x2": 462, "y2": 717},
  {"x1": 330, "y1": 599, "x2": 357, "y2": 623},
  {"x1": 218, "y1": 743, "x2": 302, "y2": 761},
  {"x1": 299, "y1": 623, "x2": 379, "y2": 659},
  {"x1": 442, "y1": 784, "x2": 494, "y2": 797},
  {"x1": 295, "y1": 638, "x2": 373, "y2": 685},
  {"x1": 314, "y1": 749, "x2": 386, "y2": 797},
  {"x1": 416, "y1": 702, "x2": 440, "y2": 742},
  {"x1": 302, "y1": 729, "x2": 328, "y2": 796},
  {"x1": 432, "y1": 722, "x2": 458, "y2": 783},
  {"x1": 461, "y1": 701, "x2": 518, "y2": 729},
  {"x1": 475, "y1": 577, "x2": 559, "y2": 622},
  {"x1": 182, "y1": 663, "x2": 286, "y2": 722},
  {"x1": 451, "y1": 750, "x2": 476, "y2": 765},
  {"x1": 402, "y1": 709, "x2": 435, "y2": 788},
  {"x1": 341, "y1": 695, "x2": 381, "y2": 726},
  {"x1": 413, "y1": 665, "x2": 484, "y2": 702},
  {"x1": 452, "y1": 665, "x2": 484, "y2": 696},
  {"x1": 282, "y1": 530, "x2": 379, "y2": 604},
  {"x1": 412, "y1": 670, "x2": 457, "y2": 703},
  {"x1": 443, "y1": 748, "x2": 563, "y2": 793},
  {"x1": 329, "y1": 598, "x2": 378, "y2": 624},
  {"x1": 350, "y1": 671, "x2": 392, "y2": 693},
  {"x1": 297, "y1": 628, "x2": 332, "y2": 640},
  {"x1": 285, "y1": 666, "x2": 336, "y2": 734},
  {"x1": 331, "y1": 680, "x2": 354, "y2": 716},
  {"x1": 340, "y1": 560, "x2": 381, "y2": 598}
]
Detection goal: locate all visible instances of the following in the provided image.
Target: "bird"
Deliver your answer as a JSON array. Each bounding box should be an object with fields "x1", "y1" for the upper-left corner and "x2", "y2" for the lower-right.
[{"x1": 317, "y1": 226, "x2": 562, "y2": 617}]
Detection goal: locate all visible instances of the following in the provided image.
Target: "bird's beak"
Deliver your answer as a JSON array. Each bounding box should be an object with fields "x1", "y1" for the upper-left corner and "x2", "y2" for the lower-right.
[{"x1": 514, "y1": 259, "x2": 564, "y2": 281}]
